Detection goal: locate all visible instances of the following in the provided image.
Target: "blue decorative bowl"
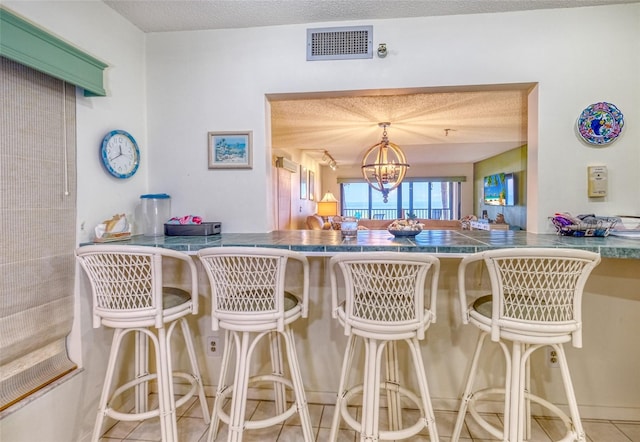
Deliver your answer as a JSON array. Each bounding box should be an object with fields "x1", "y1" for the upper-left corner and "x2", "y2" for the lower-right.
[{"x1": 388, "y1": 228, "x2": 421, "y2": 237}]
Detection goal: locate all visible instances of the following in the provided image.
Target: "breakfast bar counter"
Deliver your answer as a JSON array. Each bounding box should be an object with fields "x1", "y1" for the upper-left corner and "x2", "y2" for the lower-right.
[
  {"x1": 106, "y1": 229, "x2": 640, "y2": 260},
  {"x1": 82, "y1": 229, "x2": 640, "y2": 422}
]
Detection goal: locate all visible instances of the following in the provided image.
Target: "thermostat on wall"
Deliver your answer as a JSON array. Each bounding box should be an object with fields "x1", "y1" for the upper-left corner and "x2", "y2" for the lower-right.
[{"x1": 587, "y1": 166, "x2": 607, "y2": 197}]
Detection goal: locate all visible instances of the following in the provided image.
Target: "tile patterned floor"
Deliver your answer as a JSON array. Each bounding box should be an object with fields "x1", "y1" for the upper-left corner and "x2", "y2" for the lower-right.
[{"x1": 98, "y1": 396, "x2": 640, "y2": 442}]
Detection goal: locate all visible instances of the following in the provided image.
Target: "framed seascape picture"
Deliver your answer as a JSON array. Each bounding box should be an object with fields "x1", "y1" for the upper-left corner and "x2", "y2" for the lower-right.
[
  {"x1": 300, "y1": 166, "x2": 307, "y2": 199},
  {"x1": 308, "y1": 170, "x2": 315, "y2": 201},
  {"x1": 208, "y1": 131, "x2": 252, "y2": 169}
]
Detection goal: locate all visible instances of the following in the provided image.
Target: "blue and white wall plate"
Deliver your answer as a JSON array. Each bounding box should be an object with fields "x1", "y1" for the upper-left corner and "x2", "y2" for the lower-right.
[{"x1": 577, "y1": 102, "x2": 624, "y2": 146}]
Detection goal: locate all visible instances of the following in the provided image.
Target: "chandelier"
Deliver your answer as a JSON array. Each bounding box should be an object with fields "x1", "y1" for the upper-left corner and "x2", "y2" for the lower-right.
[{"x1": 361, "y1": 122, "x2": 410, "y2": 203}]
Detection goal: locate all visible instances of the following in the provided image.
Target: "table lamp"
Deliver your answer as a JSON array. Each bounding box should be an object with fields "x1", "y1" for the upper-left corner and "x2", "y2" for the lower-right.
[{"x1": 316, "y1": 191, "x2": 338, "y2": 227}]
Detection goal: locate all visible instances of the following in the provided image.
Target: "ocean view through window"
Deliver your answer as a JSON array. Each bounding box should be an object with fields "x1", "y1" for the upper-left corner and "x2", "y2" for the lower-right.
[{"x1": 340, "y1": 180, "x2": 461, "y2": 220}]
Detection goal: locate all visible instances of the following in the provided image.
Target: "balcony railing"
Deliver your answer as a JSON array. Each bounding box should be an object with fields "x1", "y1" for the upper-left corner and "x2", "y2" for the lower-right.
[{"x1": 342, "y1": 208, "x2": 452, "y2": 220}]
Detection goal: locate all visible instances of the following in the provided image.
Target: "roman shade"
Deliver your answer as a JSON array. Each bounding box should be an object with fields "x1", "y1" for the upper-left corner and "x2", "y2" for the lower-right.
[{"x1": 0, "y1": 57, "x2": 77, "y2": 412}]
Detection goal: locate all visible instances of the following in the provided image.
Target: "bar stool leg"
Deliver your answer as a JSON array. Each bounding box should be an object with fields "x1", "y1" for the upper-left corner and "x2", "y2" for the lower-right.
[
  {"x1": 329, "y1": 334, "x2": 358, "y2": 442},
  {"x1": 208, "y1": 329, "x2": 234, "y2": 442},
  {"x1": 384, "y1": 341, "x2": 402, "y2": 432},
  {"x1": 156, "y1": 326, "x2": 178, "y2": 442},
  {"x1": 524, "y1": 345, "x2": 532, "y2": 440},
  {"x1": 178, "y1": 318, "x2": 211, "y2": 424},
  {"x1": 360, "y1": 338, "x2": 383, "y2": 442},
  {"x1": 92, "y1": 328, "x2": 126, "y2": 442},
  {"x1": 407, "y1": 336, "x2": 439, "y2": 441},
  {"x1": 269, "y1": 331, "x2": 287, "y2": 415},
  {"x1": 508, "y1": 341, "x2": 524, "y2": 442},
  {"x1": 452, "y1": 332, "x2": 488, "y2": 442},
  {"x1": 134, "y1": 331, "x2": 149, "y2": 414},
  {"x1": 283, "y1": 327, "x2": 314, "y2": 441},
  {"x1": 228, "y1": 332, "x2": 252, "y2": 442},
  {"x1": 555, "y1": 344, "x2": 586, "y2": 441}
]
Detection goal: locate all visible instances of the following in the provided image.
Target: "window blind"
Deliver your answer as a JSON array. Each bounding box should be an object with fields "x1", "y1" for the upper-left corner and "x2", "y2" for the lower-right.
[{"x1": 0, "y1": 57, "x2": 77, "y2": 412}]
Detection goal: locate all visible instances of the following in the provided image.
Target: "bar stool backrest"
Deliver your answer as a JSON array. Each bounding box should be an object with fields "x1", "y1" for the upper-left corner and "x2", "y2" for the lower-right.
[
  {"x1": 330, "y1": 252, "x2": 440, "y2": 339},
  {"x1": 459, "y1": 248, "x2": 601, "y2": 347},
  {"x1": 76, "y1": 245, "x2": 198, "y2": 329},
  {"x1": 197, "y1": 247, "x2": 309, "y2": 332}
]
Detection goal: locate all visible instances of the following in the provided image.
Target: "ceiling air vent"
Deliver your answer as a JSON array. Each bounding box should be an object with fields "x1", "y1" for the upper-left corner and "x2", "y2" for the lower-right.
[{"x1": 307, "y1": 26, "x2": 373, "y2": 61}]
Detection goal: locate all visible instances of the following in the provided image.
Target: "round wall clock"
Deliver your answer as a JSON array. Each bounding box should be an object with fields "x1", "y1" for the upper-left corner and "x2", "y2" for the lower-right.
[
  {"x1": 577, "y1": 102, "x2": 624, "y2": 146},
  {"x1": 100, "y1": 130, "x2": 140, "y2": 179}
]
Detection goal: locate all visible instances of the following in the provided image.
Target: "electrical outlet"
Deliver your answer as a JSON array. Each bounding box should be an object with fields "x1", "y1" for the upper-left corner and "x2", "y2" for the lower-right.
[
  {"x1": 206, "y1": 335, "x2": 223, "y2": 357},
  {"x1": 547, "y1": 347, "x2": 559, "y2": 368}
]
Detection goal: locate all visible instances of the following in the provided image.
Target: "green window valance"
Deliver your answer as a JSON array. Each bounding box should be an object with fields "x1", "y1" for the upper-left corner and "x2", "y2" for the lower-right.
[{"x1": 0, "y1": 7, "x2": 107, "y2": 96}]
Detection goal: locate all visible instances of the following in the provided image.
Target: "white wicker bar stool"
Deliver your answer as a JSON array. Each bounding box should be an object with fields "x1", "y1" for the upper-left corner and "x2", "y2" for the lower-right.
[
  {"x1": 452, "y1": 248, "x2": 601, "y2": 442},
  {"x1": 197, "y1": 247, "x2": 314, "y2": 442},
  {"x1": 75, "y1": 245, "x2": 210, "y2": 442},
  {"x1": 329, "y1": 252, "x2": 441, "y2": 442}
]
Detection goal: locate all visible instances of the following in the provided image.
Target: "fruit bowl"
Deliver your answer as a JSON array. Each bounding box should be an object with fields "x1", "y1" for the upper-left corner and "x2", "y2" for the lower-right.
[
  {"x1": 388, "y1": 228, "x2": 421, "y2": 237},
  {"x1": 387, "y1": 219, "x2": 423, "y2": 237}
]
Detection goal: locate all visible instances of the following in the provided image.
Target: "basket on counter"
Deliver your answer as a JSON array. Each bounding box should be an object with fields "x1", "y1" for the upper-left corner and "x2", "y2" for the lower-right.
[{"x1": 550, "y1": 215, "x2": 617, "y2": 237}]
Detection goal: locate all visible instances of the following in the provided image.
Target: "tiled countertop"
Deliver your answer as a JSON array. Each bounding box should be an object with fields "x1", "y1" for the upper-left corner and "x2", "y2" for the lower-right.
[{"x1": 95, "y1": 230, "x2": 640, "y2": 260}]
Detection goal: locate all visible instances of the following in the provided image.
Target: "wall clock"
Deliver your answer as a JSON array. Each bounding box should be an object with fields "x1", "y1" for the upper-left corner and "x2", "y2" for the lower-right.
[
  {"x1": 100, "y1": 130, "x2": 140, "y2": 179},
  {"x1": 577, "y1": 102, "x2": 624, "y2": 146}
]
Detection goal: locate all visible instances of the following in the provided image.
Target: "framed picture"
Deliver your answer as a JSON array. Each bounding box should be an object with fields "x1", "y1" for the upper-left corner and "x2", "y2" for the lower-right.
[
  {"x1": 208, "y1": 131, "x2": 252, "y2": 169},
  {"x1": 308, "y1": 170, "x2": 315, "y2": 201},
  {"x1": 300, "y1": 165, "x2": 307, "y2": 199}
]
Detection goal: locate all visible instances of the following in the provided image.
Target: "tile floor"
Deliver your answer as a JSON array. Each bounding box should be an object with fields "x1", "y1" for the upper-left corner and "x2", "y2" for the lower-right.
[{"x1": 98, "y1": 395, "x2": 640, "y2": 442}]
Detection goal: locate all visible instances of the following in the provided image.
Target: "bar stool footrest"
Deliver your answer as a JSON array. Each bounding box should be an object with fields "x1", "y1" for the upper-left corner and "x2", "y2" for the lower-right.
[
  {"x1": 215, "y1": 374, "x2": 299, "y2": 430},
  {"x1": 468, "y1": 387, "x2": 576, "y2": 441},
  {"x1": 105, "y1": 371, "x2": 200, "y2": 422},
  {"x1": 340, "y1": 382, "x2": 428, "y2": 440}
]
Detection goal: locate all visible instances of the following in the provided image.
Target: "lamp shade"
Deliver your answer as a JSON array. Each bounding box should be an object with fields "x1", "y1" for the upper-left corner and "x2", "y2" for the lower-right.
[{"x1": 317, "y1": 191, "x2": 338, "y2": 217}]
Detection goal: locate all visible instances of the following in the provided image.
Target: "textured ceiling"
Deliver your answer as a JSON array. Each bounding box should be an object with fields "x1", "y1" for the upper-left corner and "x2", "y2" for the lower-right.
[
  {"x1": 103, "y1": 0, "x2": 636, "y2": 33},
  {"x1": 102, "y1": 0, "x2": 634, "y2": 167},
  {"x1": 270, "y1": 87, "x2": 530, "y2": 166}
]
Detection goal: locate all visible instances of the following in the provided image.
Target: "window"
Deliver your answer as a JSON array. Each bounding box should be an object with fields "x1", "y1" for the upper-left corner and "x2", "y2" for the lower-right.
[{"x1": 340, "y1": 180, "x2": 462, "y2": 220}]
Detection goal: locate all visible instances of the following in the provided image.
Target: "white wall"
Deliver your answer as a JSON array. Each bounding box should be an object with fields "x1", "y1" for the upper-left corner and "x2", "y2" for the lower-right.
[{"x1": 146, "y1": 4, "x2": 639, "y2": 233}]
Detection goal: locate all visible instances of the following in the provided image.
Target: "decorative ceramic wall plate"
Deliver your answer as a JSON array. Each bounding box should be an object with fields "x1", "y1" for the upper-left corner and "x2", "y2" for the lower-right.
[{"x1": 577, "y1": 102, "x2": 624, "y2": 145}]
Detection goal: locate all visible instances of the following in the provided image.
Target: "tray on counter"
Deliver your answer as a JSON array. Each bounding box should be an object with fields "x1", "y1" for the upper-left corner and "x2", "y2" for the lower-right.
[
  {"x1": 550, "y1": 218, "x2": 616, "y2": 237},
  {"x1": 164, "y1": 222, "x2": 221, "y2": 236},
  {"x1": 609, "y1": 230, "x2": 640, "y2": 239}
]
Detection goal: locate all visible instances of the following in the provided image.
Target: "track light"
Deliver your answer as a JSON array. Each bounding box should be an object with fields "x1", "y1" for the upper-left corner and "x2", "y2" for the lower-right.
[{"x1": 323, "y1": 151, "x2": 337, "y2": 170}]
